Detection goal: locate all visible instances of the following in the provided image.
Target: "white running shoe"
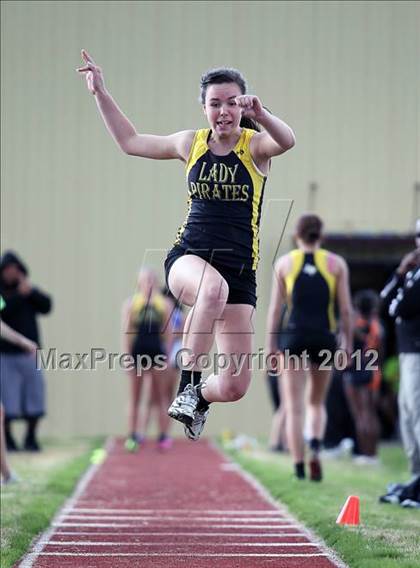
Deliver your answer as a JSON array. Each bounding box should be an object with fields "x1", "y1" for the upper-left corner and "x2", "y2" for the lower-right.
[
  {"x1": 1, "y1": 471, "x2": 19, "y2": 486},
  {"x1": 168, "y1": 384, "x2": 198, "y2": 425},
  {"x1": 184, "y1": 407, "x2": 210, "y2": 441}
]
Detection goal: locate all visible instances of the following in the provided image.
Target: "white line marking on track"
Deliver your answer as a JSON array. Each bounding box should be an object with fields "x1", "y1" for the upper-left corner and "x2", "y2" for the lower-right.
[
  {"x1": 54, "y1": 531, "x2": 307, "y2": 537},
  {"x1": 54, "y1": 522, "x2": 300, "y2": 529},
  {"x1": 45, "y1": 541, "x2": 317, "y2": 547},
  {"x1": 64, "y1": 508, "x2": 282, "y2": 515},
  {"x1": 62, "y1": 514, "x2": 289, "y2": 522},
  {"x1": 26, "y1": 552, "x2": 329, "y2": 558}
]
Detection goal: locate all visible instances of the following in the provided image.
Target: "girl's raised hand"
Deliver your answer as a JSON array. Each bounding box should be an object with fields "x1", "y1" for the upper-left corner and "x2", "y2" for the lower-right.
[
  {"x1": 235, "y1": 95, "x2": 265, "y2": 121},
  {"x1": 77, "y1": 49, "x2": 105, "y2": 95}
]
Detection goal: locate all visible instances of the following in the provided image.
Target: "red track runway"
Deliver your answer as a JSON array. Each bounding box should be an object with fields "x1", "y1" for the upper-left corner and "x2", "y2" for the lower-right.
[{"x1": 18, "y1": 439, "x2": 347, "y2": 567}]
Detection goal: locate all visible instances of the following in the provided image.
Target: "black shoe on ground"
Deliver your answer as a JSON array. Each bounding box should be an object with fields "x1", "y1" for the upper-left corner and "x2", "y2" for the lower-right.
[
  {"x1": 269, "y1": 443, "x2": 285, "y2": 453},
  {"x1": 379, "y1": 492, "x2": 401, "y2": 504},
  {"x1": 5, "y1": 433, "x2": 20, "y2": 452},
  {"x1": 294, "y1": 462, "x2": 306, "y2": 480},
  {"x1": 309, "y1": 456, "x2": 323, "y2": 482},
  {"x1": 23, "y1": 438, "x2": 41, "y2": 452},
  {"x1": 379, "y1": 476, "x2": 420, "y2": 505}
]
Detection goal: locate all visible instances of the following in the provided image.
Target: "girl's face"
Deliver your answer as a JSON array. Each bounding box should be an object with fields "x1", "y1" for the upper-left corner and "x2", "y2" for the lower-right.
[{"x1": 203, "y1": 82, "x2": 243, "y2": 138}]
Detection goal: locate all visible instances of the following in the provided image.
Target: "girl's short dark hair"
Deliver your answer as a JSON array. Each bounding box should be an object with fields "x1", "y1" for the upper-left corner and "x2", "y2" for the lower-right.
[
  {"x1": 354, "y1": 289, "x2": 380, "y2": 318},
  {"x1": 200, "y1": 67, "x2": 260, "y2": 132},
  {"x1": 295, "y1": 214, "x2": 323, "y2": 245}
]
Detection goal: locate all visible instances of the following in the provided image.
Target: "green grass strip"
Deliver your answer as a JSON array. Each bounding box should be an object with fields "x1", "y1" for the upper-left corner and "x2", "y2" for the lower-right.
[
  {"x1": 1, "y1": 437, "x2": 103, "y2": 568},
  {"x1": 223, "y1": 443, "x2": 420, "y2": 568}
]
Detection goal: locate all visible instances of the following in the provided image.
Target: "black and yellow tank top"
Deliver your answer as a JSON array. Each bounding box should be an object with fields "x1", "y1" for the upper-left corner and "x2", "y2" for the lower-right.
[
  {"x1": 284, "y1": 249, "x2": 337, "y2": 334},
  {"x1": 174, "y1": 128, "x2": 267, "y2": 271},
  {"x1": 130, "y1": 293, "x2": 166, "y2": 337}
]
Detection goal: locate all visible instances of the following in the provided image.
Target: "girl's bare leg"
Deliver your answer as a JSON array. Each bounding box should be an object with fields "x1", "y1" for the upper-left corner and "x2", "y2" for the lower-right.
[
  {"x1": 307, "y1": 365, "x2": 333, "y2": 441},
  {"x1": 137, "y1": 372, "x2": 153, "y2": 437},
  {"x1": 127, "y1": 369, "x2": 143, "y2": 435},
  {"x1": 201, "y1": 304, "x2": 255, "y2": 403},
  {"x1": 152, "y1": 368, "x2": 171, "y2": 437},
  {"x1": 168, "y1": 255, "x2": 229, "y2": 370},
  {"x1": 0, "y1": 404, "x2": 13, "y2": 482},
  {"x1": 282, "y1": 368, "x2": 306, "y2": 465}
]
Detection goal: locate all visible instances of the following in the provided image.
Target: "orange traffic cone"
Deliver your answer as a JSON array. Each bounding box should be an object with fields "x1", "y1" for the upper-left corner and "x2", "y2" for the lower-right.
[{"x1": 336, "y1": 496, "x2": 360, "y2": 526}]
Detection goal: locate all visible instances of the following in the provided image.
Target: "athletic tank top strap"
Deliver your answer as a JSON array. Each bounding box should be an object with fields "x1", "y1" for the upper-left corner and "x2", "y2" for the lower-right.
[
  {"x1": 285, "y1": 249, "x2": 305, "y2": 297},
  {"x1": 131, "y1": 292, "x2": 146, "y2": 317},
  {"x1": 180, "y1": 130, "x2": 213, "y2": 247},
  {"x1": 313, "y1": 249, "x2": 337, "y2": 332},
  {"x1": 186, "y1": 129, "x2": 209, "y2": 175},
  {"x1": 236, "y1": 129, "x2": 266, "y2": 269}
]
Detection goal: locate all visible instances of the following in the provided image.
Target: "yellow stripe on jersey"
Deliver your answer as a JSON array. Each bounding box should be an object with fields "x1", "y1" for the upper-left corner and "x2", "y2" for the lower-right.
[
  {"x1": 235, "y1": 129, "x2": 266, "y2": 270},
  {"x1": 186, "y1": 129, "x2": 209, "y2": 176},
  {"x1": 131, "y1": 292, "x2": 166, "y2": 319},
  {"x1": 175, "y1": 130, "x2": 210, "y2": 246},
  {"x1": 314, "y1": 249, "x2": 337, "y2": 332},
  {"x1": 285, "y1": 249, "x2": 305, "y2": 299},
  {"x1": 174, "y1": 196, "x2": 192, "y2": 246}
]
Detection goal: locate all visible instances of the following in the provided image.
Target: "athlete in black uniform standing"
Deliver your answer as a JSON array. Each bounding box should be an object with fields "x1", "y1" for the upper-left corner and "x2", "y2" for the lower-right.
[
  {"x1": 78, "y1": 51, "x2": 296, "y2": 440},
  {"x1": 122, "y1": 268, "x2": 171, "y2": 451},
  {"x1": 266, "y1": 214, "x2": 353, "y2": 480}
]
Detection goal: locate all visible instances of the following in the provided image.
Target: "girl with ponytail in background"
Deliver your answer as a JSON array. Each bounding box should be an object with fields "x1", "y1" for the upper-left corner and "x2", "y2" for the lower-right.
[{"x1": 266, "y1": 214, "x2": 353, "y2": 481}]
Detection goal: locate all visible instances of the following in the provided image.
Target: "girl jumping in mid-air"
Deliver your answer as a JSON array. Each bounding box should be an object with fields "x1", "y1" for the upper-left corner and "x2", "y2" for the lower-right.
[{"x1": 78, "y1": 50, "x2": 295, "y2": 440}]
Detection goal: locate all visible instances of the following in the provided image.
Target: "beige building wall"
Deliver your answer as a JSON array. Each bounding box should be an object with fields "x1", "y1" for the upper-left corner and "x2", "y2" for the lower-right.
[{"x1": 1, "y1": 1, "x2": 419, "y2": 437}]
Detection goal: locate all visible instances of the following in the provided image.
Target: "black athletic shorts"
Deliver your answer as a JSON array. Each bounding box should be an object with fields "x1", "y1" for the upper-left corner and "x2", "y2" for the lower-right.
[
  {"x1": 278, "y1": 330, "x2": 337, "y2": 366},
  {"x1": 164, "y1": 246, "x2": 257, "y2": 307},
  {"x1": 131, "y1": 337, "x2": 165, "y2": 368}
]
